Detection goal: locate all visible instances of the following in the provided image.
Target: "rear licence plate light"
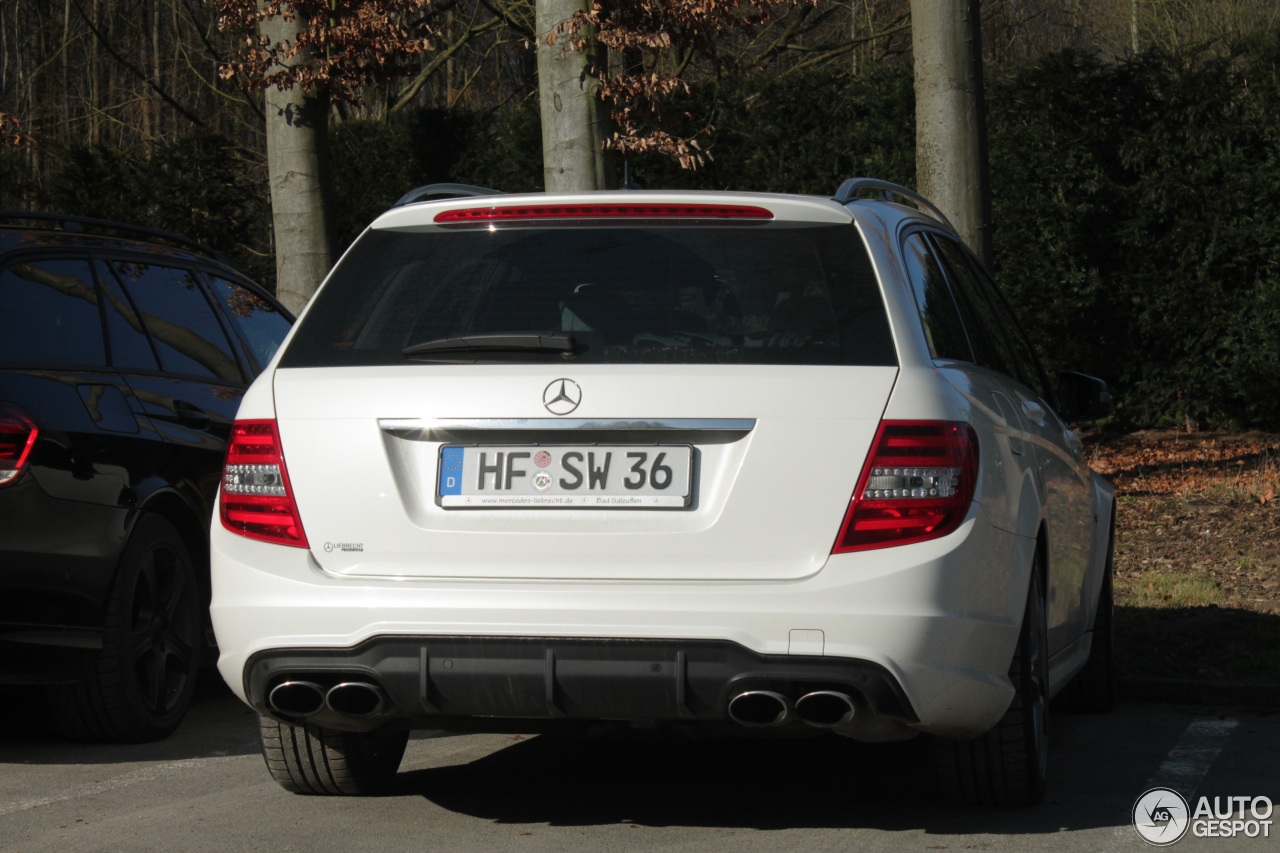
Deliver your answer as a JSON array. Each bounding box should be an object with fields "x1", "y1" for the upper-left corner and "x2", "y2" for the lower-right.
[
  {"x1": 833, "y1": 421, "x2": 978, "y2": 553},
  {"x1": 438, "y1": 444, "x2": 692, "y2": 508}
]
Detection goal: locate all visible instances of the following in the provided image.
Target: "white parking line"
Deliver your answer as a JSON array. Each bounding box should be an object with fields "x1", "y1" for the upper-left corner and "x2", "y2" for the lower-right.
[
  {"x1": 1148, "y1": 717, "x2": 1239, "y2": 800},
  {"x1": 1102, "y1": 715, "x2": 1238, "y2": 850},
  {"x1": 0, "y1": 755, "x2": 250, "y2": 817}
]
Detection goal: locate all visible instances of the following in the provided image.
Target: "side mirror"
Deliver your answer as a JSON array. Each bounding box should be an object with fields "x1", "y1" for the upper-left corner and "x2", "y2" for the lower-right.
[{"x1": 1058, "y1": 372, "x2": 1111, "y2": 422}]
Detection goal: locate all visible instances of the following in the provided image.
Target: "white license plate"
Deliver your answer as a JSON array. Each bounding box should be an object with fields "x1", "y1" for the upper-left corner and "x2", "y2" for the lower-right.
[{"x1": 437, "y1": 445, "x2": 692, "y2": 508}]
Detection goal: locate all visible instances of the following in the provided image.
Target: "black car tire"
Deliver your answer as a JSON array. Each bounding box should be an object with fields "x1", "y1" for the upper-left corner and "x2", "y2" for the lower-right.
[
  {"x1": 1057, "y1": 527, "x2": 1117, "y2": 713},
  {"x1": 259, "y1": 714, "x2": 409, "y2": 795},
  {"x1": 934, "y1": 560, "x2": 1050, "y2": 806},
  {"x1": 48, "y1": 515, "x2": 202, "y2": 743}
]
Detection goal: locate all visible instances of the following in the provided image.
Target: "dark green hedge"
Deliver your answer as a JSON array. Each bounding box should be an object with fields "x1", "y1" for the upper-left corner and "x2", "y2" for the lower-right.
[
  {"x1": 623, "y1": 63, "x2": 916, "y2": 194},
  {"x1": 987, "y1": 43, "x2": 1280, "y2": 430},
  {"x1": 34, "y1": 134, "x2": 274, "y2": 285}
]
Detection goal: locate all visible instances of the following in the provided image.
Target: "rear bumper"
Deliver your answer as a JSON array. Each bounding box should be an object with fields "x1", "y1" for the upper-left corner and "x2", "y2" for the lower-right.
[
  {"x1": 212, "y1": 514, "x2": 1035, "y2": 740},
  {"x1": 244, "y1": 636, "x2": 917, "y2": 736}
]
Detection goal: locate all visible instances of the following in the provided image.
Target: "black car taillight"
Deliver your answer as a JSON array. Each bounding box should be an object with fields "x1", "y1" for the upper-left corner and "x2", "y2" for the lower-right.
[
  {"x1": 833, "y1": 421, "x2": 979, "y2": 553},
  {"x1": 219, "y1": 419, "x2": 309, "y2": 548},
  {"x1": 0, "y1": 402, "x2": 38, "y2": 487}
]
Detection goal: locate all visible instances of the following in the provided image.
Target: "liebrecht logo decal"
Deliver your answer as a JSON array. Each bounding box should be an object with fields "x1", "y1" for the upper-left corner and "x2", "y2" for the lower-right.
[{"x1": 543, "y1": 378, "x2": 582, "y2": 416}]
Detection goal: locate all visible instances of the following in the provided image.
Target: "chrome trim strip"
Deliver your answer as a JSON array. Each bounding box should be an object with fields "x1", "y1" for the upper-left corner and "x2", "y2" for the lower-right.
[{"x1": 379, "y1": 417, "x2": 755, "y2": 433}]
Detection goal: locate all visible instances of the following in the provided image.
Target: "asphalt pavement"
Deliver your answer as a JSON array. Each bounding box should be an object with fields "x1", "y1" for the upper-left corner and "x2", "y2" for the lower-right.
[{"x1": 1, "y1": 677, "x2": 1277, "y2": 852}]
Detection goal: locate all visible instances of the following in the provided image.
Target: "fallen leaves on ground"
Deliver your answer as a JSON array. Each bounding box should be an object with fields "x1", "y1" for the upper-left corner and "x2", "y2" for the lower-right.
[{"x1": 1083, "y1": 430, "x2": 1280, "y2": 683}]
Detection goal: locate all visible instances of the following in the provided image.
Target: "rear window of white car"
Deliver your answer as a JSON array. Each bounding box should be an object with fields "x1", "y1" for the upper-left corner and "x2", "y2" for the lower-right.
[{"x1": 280, "y1": 224, "x2": 896, "y2": 367}]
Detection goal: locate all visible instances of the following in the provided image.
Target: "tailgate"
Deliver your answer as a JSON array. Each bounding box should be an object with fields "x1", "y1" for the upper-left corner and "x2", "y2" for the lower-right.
[{"x1": 273, "y1": 364, "x2": 896, "y2": 582}]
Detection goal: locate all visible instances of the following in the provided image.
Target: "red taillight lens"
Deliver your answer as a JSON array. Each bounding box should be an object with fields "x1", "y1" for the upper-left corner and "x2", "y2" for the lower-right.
[
  {"x1": 0, "y1": 403, "x2": 39, "y2": 487},
  {"x1": 833, "y1": 421, "x2": 978, "y2": 553},
  {"x1": 433, "y1": 203, "x2": 774, "y2": 225},
  {"x1": 219, "y1": 419, "x2": 309, "y2": 548}
]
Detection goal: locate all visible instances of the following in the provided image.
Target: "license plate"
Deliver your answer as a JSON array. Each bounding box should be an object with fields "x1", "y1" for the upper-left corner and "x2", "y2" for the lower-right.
[{"x1": 437, "y1": 445, "x2": 692, "y2": 508}]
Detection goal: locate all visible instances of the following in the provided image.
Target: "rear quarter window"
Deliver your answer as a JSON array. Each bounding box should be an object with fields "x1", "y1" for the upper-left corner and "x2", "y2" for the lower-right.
[
  {"x1": 281, "y1": 224, "x2": 896, "y2": 368},
  {"x1": 208, "y1": 276, "x2": 292, "y2": 375},
  {"x1": 103, "y1": 261, "x2": 244, "y2": 382}
]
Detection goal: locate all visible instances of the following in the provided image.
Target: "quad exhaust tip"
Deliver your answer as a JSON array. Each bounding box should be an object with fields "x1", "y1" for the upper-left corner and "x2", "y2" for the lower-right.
[
  {"x1": 728, "y1": 690, "x2": 859, "y2": 729},
  {"x1": 266, "y1": 679, "x2": 389, "y2": 719},
  {"x1": 325, "y1": 681, "x2": 387, "y2": 717},
  {"x1": 727, "y1": 690, "x2": 791, "y2": 727},
  {"x1": 267, "y1": 680, "x2": 326, "y2": 717},
  {"x1": 795, "y1": 691, "x2": 857, "y2": 728}
]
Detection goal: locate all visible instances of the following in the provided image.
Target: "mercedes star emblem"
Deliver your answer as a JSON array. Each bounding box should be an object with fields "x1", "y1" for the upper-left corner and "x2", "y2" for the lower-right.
[{"x1": 543, "y1": 378, "x2": 582, "y2": 415}]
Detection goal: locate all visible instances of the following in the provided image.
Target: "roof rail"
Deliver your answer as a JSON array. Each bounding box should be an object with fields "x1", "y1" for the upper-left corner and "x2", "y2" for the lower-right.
[
  {"x1": 0, "y1": 210, "x2": 222, "y2": 258},
  {"x1": 392, "y1": 183, "x2": 503, "y2": 208},
  {"x1": 832, "y1": 178, "x2": 957, "y2": 232}
]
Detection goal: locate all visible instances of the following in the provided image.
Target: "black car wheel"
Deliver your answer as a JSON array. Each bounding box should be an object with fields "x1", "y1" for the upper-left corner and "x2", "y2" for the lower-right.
[{"x1": 48, "y1": 515, "x2": 201, "y2": 742}]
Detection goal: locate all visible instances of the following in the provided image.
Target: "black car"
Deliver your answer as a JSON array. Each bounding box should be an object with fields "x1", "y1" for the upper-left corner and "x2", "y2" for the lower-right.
[{"x1": 0, "y1": 212, "x2": 293, "y2": 742}]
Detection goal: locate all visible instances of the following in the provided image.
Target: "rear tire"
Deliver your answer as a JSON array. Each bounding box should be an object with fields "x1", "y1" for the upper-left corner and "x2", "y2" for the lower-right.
[
  {"x1": 1058, "y1": 525, "x2": 1116, "y2": 713},
  {"x1": 934, "y1": 561, "x2": 1050, "y2": 806},
  {"x1": 259, "y1": 715, "x2": 409, "y2": 795},
  {"x1": 48, "y1": 515, "x2": 202, "y2": 742}
]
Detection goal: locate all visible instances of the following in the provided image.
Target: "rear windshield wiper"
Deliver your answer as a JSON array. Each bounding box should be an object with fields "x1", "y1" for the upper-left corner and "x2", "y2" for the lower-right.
[{"x1": 402, "y1": 332, "x2": 577, "y2": 358}]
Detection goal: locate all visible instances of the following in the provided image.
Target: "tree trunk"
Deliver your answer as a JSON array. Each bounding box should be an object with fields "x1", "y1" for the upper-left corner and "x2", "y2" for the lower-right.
[
  {"x1": 910, "y1": 0, "x2": 991, "y2": 263},
  {"x1": 536, "y1": 0, "x2": 610, "y2": 192},
  {"x1": 259, "y1": 5, "x2": 332, "y2": 313}
]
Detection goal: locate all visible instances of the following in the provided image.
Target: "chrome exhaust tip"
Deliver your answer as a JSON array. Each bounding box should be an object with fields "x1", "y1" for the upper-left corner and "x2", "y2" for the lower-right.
[
  {"x1": 267, "y1": 680, "x2": 326, "y2": 717},
  {"x1": 325, "y1": 681, "x2": 387, "y2": 717},
  {"x1": 795, "y1": 691, "x2": 857, "y2": 728},
  {"x1": 727, "y1": 690, "x2": 791, "y2": 727}
]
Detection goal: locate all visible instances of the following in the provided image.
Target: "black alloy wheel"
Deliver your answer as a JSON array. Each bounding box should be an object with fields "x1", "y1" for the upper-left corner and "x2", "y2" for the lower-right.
[{"x1": 48, "y1": 515, "x2": 202, "y2": 742}]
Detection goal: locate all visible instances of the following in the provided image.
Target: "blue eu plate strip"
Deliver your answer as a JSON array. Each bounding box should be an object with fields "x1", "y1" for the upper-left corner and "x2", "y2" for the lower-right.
[{"x1": 438, "y1": 446, "x2": 465, "y2": 495}]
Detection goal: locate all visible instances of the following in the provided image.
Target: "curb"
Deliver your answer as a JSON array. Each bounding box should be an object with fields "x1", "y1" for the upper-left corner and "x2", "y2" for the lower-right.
[{"x1": 1119, "y1": 677, "x2": 1280, "y2": 709}]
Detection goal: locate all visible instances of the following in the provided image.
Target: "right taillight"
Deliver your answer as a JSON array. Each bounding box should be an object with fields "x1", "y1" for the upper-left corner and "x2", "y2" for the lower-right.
[
  {"x1": 833, "y1": 421, "x2": 978, "y2": 553},
  {"x1": 0, "y1": 403, "x2": 39, "y2": 487},
  {"x1": 219, "y1": 419, "x2": 309, "y2": 548}
]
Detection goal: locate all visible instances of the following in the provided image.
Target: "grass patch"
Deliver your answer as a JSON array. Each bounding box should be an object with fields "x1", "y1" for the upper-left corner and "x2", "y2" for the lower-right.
[{"x1": 1116, "y1": 572, "x2": 1226, "y2": 609}]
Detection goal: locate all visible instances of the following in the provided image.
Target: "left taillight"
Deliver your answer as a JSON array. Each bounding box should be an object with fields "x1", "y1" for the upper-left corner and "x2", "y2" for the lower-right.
[
  {"x1": 219, "y1": 419, "x2": 309, "y2": 548},
  {"x1": 833, "y1": 421, "x2": 979, "y2": 553},
  {"x1": 0, "y1": 403, "x2": 38, "y2": 487}
]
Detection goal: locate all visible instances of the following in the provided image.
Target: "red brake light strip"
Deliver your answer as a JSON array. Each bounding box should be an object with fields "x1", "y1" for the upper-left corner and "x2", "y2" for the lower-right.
[{"x1": 434, "y1": 203, "x2": 774, "y2": 224}]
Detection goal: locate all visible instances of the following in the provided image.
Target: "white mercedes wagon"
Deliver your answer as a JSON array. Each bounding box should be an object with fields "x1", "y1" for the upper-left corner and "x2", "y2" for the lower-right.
[{"x1": 210, "y1": 180, "x2": 1116, "y2": 805}]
